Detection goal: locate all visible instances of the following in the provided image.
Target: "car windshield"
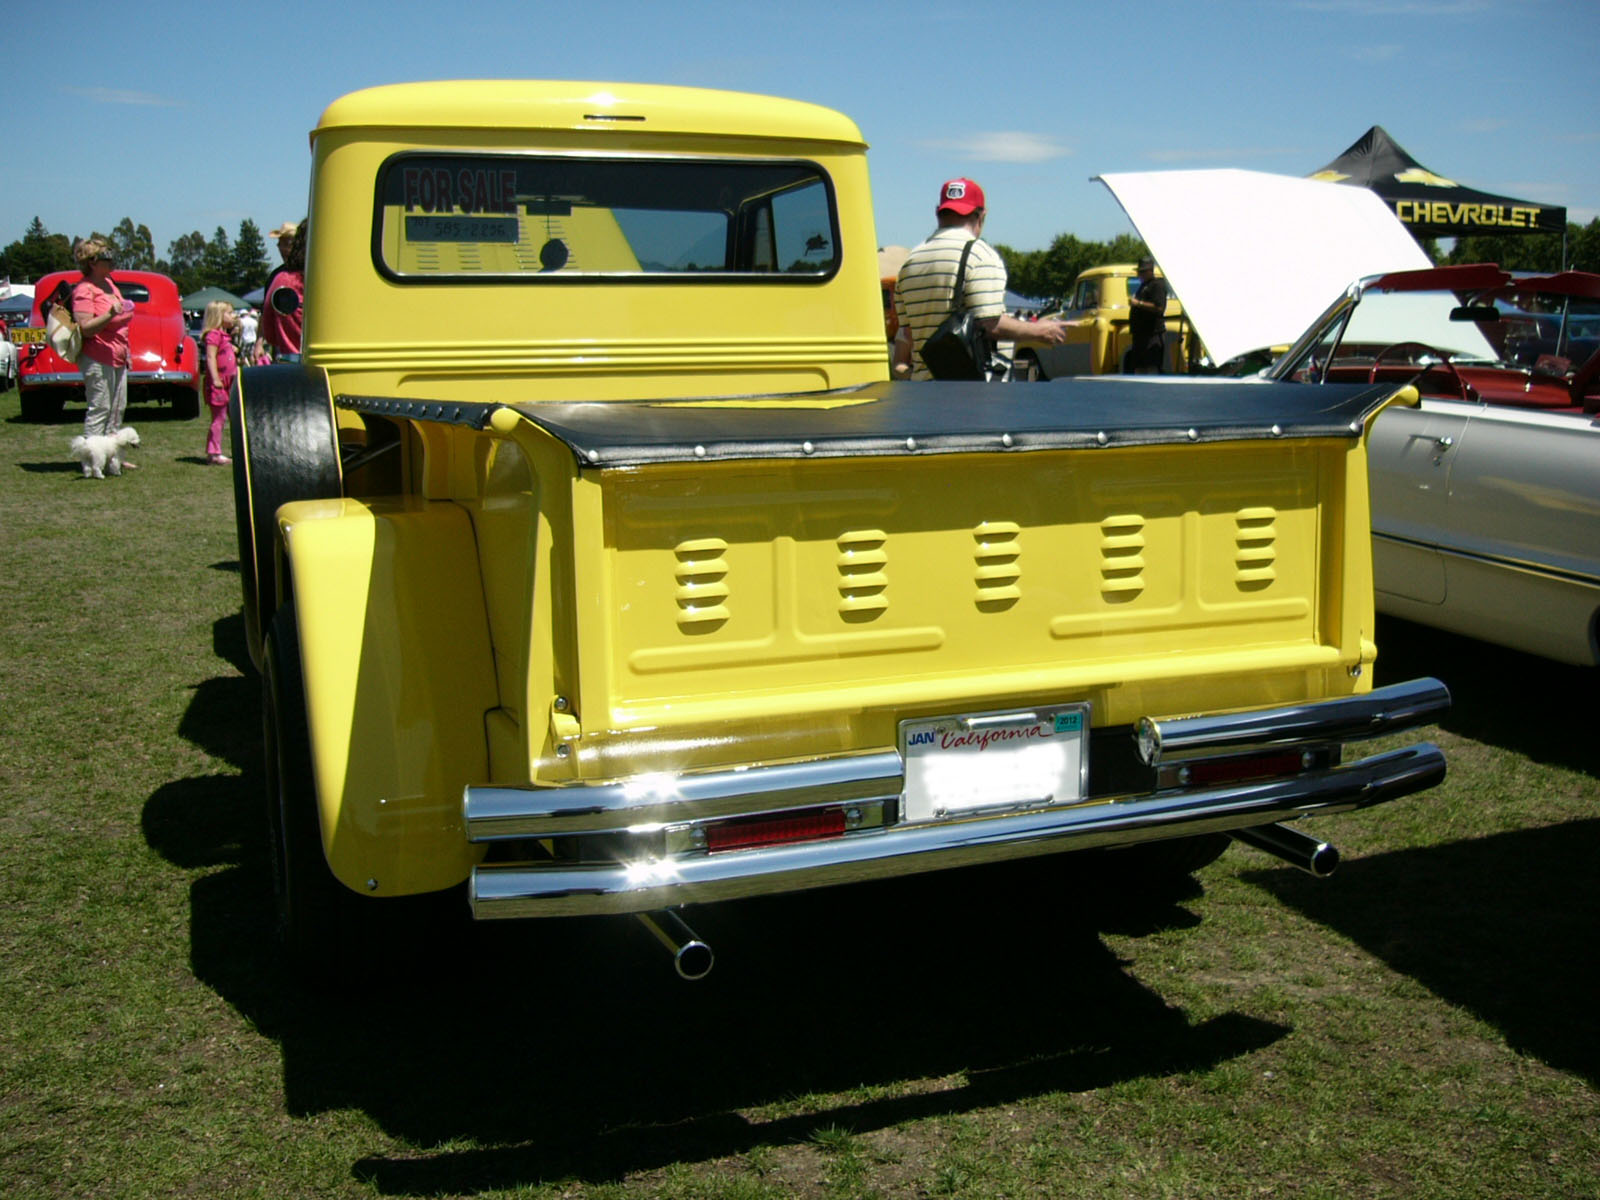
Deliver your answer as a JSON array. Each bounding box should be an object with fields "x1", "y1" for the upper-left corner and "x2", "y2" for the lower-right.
[
  {"x1": 1272, "y1": 282, "x2": 1600, "y2": 381},
  {"x1": 374, "y1": 153, "x2": 839, "y2": 281}
]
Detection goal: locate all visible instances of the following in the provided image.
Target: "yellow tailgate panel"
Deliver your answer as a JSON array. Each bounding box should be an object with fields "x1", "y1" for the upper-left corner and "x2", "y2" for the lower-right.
[{"x1": 590, "y1": 441, "x2": 1345, "y2": 731}]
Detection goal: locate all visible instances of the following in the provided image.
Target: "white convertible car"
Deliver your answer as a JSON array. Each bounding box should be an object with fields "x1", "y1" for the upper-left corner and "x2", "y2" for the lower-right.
[
  {"x1": 1263, "y1": 265, "x2": 1600, "y2": 665},
  {"x1": 1095, "y1": 171, "x2": 1599, "y2": 665}
]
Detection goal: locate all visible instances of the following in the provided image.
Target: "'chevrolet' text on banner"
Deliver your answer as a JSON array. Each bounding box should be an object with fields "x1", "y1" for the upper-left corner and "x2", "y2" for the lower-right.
[{"x1": 1394, "y1": 200, "x2": 1545, "y2": 229}]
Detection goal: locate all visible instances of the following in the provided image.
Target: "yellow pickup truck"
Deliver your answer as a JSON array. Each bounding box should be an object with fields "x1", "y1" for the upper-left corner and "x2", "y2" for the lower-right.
[
  {"x1": 230, "y1": 80, "x2": 1447, "y2": 979},
  {"x1": 1013, "y1": 263, "x2": 1199, "y2": 379}
]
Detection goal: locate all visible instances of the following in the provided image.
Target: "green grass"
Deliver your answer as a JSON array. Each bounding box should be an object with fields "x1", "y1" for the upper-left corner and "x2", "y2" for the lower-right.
[{"x1": 1, "y1": 389, "x2": 1596, "y2": 1198}]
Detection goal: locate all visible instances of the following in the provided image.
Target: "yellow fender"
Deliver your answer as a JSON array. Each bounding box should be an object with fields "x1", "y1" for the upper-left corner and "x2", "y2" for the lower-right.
[{"x1": 279, "y1": 495, "x2": 499, "y2": 895}]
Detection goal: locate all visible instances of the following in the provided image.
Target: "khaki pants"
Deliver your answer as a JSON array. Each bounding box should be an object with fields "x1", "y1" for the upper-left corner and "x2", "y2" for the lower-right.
[{"x1": 81, "y1": 358, "x2": 128, "y2": 437}]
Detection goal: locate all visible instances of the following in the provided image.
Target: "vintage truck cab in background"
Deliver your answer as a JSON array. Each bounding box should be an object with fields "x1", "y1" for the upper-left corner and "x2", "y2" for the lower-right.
[
  {"x1": 1013, "y1": 263, "x2": 1201, "y2": 380},
  {"x1": 231, "y1": 81, "x2": 1447, "y2": 978}
]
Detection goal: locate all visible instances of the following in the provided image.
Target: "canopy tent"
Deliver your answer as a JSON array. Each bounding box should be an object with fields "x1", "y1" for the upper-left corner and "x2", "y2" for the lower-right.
[
  {"x1": 1309, "y1": 126, "x2": 1565, "y2": 239},
  {"x1": 1095, "y1": 168, "x2": 1430, "y2": 367},
  {"x1": 180, "y1": 285, "x2": 247, "y2": 311},
  {"x1": 0, "y1": 291, "x2": 35, "y2": 316},
  {"x1": 241, "y1": 285, "x2": 265, "y2": 306},
  {"x1": 877, "y1": 245, "x2": 910, "y2": 279}
]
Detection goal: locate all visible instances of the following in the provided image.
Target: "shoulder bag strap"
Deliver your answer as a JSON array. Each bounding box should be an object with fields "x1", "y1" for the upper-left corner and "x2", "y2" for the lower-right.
[{"x1": 948, "y1": 238, "x2": 977, "y2": 316}]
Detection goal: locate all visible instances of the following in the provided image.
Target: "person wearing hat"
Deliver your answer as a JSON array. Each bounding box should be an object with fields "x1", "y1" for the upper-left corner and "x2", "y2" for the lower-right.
[
  {"x1": 266, "y1": 221, "x2": 298, "y2": 265},
  {"x1": 1125, "y1": 256, "x2": 1169, "y2": 374},
  {"x1": 257, "y1": 218, "x2": 306, "y2": 363},
  {"x1": 70, "y1": 237, "x2": 137, "y2": 453},
  {"x1": 893, "y1": 178, "x2": 1068, "y2": 380}
]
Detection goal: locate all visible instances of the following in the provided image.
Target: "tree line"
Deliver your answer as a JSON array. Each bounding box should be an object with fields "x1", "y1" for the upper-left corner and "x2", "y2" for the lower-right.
[
  {"x1": 6, "y1": 210, "x2": 1599, "y2": 310},
  {"x1": 995, "y1": 219, "x2": 1600, "y2": 307},
  {"x1": 1, "y1": 216, "x2": 274, "y2": 299}
]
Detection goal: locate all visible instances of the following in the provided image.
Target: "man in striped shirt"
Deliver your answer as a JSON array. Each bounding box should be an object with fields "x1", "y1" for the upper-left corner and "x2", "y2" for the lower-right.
[{"x1": 893, "y1": 178, "x2": 1069, "y2": 380}]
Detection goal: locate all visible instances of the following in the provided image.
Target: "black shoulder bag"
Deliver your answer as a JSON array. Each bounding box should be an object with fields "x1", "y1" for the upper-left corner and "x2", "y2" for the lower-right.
[{"x1": 918, "y1": 239, "x2": 992, "y2": 381}]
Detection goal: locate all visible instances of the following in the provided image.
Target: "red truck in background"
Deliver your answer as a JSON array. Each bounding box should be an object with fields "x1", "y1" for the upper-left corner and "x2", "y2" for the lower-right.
[{"x1": 11, "y1": 270, "x2": 200, "y2": 421}]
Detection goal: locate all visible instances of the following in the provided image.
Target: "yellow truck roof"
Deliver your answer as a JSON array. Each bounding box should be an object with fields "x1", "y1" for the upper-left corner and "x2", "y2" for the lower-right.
[{"x1": 314, "y1": 80, "x2": 867, "y2": 148}]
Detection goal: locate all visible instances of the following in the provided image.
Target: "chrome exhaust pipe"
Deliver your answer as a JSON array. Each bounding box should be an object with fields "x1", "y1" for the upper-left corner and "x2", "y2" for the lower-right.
[
  {"x1": 1231, "y1": 823, "x2": 1340, "y2": 877},
  {"x1": 635, "y1": 909, "x2": 715, "y2": 980}
]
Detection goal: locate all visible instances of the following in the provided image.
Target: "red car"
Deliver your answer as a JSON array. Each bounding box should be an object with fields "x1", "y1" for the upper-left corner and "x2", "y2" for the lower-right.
[{"x1": 12, "y1": 270, "x2": 200, "y2": 421}]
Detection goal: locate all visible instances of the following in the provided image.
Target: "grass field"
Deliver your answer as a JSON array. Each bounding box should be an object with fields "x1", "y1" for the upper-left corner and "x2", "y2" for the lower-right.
[{"x1": 1, "y1": 392, "x2": 1596, "y2": 1199}]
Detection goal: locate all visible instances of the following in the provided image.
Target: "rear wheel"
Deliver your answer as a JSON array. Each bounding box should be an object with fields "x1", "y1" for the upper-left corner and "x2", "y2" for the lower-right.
[
  {"x1": 261, "y1": 605, "x2": 365, "y2": 979},
  {"x1": 230, "y1": 365, "x2": 341, "y2": 669},
  {"x1": 170, "y1": 385, "x2": 200, "y2": 420}
]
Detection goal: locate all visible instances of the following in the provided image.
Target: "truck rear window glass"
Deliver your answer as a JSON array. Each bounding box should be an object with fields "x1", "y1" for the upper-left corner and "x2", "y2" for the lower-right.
[{"x1": 375, "y1": 153, "x2": 839, "y2": 281}]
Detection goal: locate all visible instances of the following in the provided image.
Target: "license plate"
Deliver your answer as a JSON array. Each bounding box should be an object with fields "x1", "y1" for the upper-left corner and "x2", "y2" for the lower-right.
[
  {"x1": 11, "y1": 327, "x2": 45, "y2": 344},
  {"x1": 900, "y1": 703, "x2": 1089, "y2": 823}
]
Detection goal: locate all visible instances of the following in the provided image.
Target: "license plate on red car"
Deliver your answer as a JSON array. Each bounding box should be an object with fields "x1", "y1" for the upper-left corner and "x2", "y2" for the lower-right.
[
  {"x1": 899, "y1": 703, "x2": 1089, "y2": 823},
  {"x1": 10, "y1": 327, "x2": 45, "y2": 344}
]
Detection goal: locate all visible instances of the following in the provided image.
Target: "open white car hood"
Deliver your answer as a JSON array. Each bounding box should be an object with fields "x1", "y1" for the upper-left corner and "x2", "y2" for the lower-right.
[{"x1": 1095, "y1": 168, "x2": 1431, "y2": 366}]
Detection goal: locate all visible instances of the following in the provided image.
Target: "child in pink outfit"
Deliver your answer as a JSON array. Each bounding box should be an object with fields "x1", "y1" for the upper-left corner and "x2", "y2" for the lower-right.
[{"x1": 201, "y1": 301, "x2": 239, "y2": 464}]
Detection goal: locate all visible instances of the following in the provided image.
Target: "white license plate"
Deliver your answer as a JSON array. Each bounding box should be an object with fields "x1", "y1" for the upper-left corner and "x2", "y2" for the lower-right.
[{"x1": 900, "y1": 704, "x2": 1089, "y2": 823}]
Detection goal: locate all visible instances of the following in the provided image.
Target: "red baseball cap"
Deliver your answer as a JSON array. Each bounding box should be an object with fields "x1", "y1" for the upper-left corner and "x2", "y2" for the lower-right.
[{"x1": 937, "y1": 177, "x2": 985, "y2": 215}]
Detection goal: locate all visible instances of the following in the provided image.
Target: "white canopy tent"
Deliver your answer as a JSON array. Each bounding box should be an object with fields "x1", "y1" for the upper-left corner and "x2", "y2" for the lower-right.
[{"x1": 1094, "y1": 168, "x2": 1431, "y2": 366}]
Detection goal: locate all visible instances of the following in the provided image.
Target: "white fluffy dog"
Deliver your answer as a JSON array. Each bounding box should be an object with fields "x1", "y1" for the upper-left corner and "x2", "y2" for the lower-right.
[{"x1": 70, "y1": 427, "x2": 140, "y2": 478}]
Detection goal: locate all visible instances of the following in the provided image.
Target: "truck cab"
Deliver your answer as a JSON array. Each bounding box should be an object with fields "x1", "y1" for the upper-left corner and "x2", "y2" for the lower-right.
[{"x1": 1015, "y1": 263, "x2": 1198, "y2": 379}]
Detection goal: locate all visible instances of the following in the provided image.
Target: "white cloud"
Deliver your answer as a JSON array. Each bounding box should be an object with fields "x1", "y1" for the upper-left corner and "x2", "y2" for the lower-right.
[
  {"x1": 63, "y1": 87, "x2": 182, "y2": 108},
  {"x1": 916, "y1": 132, "x2": 1072, "y2": 164}
]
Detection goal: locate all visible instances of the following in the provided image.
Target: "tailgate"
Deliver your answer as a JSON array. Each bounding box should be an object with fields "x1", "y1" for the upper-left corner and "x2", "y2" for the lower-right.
[
  {"x1": 521, "y1": 377, "x2": 1401, "y2": 745},
  {"x1": 591, "y1": 440, "x2": 1344, "y2": 727}
]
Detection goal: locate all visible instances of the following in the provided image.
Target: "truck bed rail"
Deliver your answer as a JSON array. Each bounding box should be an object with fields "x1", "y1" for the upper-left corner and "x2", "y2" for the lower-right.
[{"x1": 336, "y1": 377, "x2": 1404, "y2": 466}]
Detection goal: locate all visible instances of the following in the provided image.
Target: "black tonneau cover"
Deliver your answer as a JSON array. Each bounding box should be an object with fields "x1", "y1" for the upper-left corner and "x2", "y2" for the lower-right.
[{"x1": 339, "y1": 377, "x2": 1402, "y2": 468}]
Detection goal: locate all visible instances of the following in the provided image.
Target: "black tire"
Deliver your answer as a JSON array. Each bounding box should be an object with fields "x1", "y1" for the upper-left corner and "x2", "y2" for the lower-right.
[
  {"x1": 262, "y1": 605, "x2": 366, "y2": 980},
  {"x1": 230, "y1": 365, "x2": 341, "y2": 670},
  {"x1": 19, "y1": 388, "x2": 65, "y2": 423},
  {"x1": 170, "y1": 385, "x2": 200, "y2": 420},
  {"x1": 1015, "y1": 351, "x2": 1044, "y2": 382}
]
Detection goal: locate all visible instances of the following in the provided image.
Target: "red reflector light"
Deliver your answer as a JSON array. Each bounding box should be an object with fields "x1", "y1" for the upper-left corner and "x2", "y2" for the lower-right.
[
  {"x1": 704, "y1": 809, "x2": 847, "y2": 853},
  {"x1": 1186, "y1": 751, "x2": 1307, "y2": 787}
]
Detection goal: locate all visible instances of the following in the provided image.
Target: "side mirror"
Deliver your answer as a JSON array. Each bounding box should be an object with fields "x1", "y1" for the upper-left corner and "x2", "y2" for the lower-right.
[
  {"x1": 270, "y1": 285, "x2": 301, "y2": 316},
  {"x1": 1449, "y1": 304, "x2": 1499, "y2": 322}
]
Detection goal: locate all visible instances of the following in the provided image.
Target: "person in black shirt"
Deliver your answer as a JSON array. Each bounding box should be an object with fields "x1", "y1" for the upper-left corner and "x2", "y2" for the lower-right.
[{"x1": 1125, "y1": 256, "x2": 1169, "y2": 374}]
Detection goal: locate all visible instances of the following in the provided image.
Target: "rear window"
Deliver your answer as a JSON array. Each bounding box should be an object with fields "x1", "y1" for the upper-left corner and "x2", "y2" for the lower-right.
[{"x1": 374, "y1": 153, "x2": 839, "y2": 282}]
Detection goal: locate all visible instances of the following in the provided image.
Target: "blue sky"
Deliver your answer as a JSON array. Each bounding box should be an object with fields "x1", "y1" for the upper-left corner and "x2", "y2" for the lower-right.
[{"x1": 5, "y1": 0, "x2": 1596, "y2": 269}]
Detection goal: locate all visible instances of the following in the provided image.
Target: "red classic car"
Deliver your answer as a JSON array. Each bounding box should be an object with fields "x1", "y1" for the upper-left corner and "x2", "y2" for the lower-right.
[{"x1": 12, "y1": 270, "x2": 200, "y2": 421}]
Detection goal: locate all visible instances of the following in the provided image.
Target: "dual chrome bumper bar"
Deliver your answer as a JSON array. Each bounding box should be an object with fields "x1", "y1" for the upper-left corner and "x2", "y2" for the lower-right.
[{"x1": 465, "y1": 678, "x2": 1449, "y2": 919}]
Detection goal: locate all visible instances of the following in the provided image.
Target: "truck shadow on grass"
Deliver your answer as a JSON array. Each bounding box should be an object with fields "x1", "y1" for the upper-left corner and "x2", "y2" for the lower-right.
[
  {"x1": 144, "y1": 626, "x2": 1288, "y2": 1193},
  {"x1": 1250, "y1": 614, "x2": 1600, "y2": 1089},
  {"x1": 192, "y1": 861, "x2": 1286, "y2": 1194},
  {"x1": 1244, "y1": 817, "x2": 1599, "y2": 1088}
]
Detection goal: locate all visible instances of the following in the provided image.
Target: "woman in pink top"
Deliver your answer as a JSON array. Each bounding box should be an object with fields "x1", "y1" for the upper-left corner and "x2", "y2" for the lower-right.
[
  {"x1": 201, "y1": 300, "x2": 239, "y2": 465},
  {"x1": 70, "y1": 237, "x2": 136, "y2": 451}
]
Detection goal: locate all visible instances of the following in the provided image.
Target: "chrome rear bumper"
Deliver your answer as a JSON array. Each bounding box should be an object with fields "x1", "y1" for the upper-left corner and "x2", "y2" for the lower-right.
[
  {"x1": 470, "y1": 742, "x2": 1443, "y2": 917},
  {"x1": 466, "y1": 679, "x2": 1448, "y2": 919}
]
